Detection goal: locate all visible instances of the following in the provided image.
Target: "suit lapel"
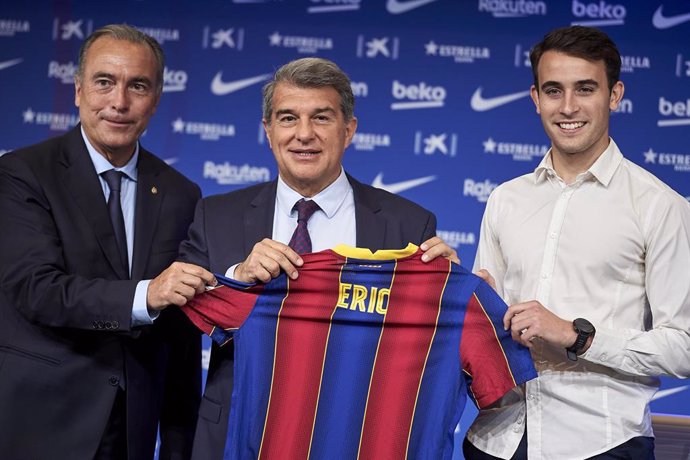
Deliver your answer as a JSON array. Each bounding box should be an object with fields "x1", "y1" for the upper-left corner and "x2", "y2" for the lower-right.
[
  {"x1": 349, "y1": 174, "x2": 387, "y2": 250},
  {"x1": 60, "y1": 127, "x2": 129, "y2": 279},
  {"x1": 244, "y1": 181, "x2": 277, "y2": 256},
  {"x1": 131, "y1": 150, "x2": 163, "y2": 280}
]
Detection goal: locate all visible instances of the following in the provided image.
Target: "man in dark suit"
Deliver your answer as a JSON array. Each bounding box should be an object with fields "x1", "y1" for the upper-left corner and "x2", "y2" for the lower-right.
[
  {"x1": 0, "y1": 25, "x2": 214, "y2": 459},
  {"x1": 174, "y1": 57, "x2": 458, "y2": 459}
]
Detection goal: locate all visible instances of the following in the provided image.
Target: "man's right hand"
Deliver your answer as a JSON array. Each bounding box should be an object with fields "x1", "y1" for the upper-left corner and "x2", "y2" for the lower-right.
[
  {"x1": 234, "y1": 238, "x2": 303, "y2": 283},
  {"x1": 147, "y1": 262, "x2": 216, "y2": 310}
]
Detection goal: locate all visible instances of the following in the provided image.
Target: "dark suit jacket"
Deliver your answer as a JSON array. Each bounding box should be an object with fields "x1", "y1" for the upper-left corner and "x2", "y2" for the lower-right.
[
  {"x1": 178, "y1": 176, "x2": 436, "y2": 460},
  {"x1": 0, "y1": 126, "x2": 202, "y2": 460}
]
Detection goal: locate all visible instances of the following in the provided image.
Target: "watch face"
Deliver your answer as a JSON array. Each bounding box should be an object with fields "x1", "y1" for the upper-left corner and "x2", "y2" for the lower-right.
[{"x1": 574, "y1": 318, "x2": 595, "y2": 334}]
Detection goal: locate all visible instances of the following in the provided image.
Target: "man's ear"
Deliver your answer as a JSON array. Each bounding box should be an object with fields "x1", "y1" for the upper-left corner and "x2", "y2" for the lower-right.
[
  {"x1": 530, "y1": 85, "x2": 541, "y2": 114},
  {"x1": 609, "y1": 81, "x2": 625, "y2": 111},
  {"x1": 262, "y1": 119, "x2": 273, "y2": 150},
  {"x1": 343, "y1": 116, "x2": 357, "y2": 148}
]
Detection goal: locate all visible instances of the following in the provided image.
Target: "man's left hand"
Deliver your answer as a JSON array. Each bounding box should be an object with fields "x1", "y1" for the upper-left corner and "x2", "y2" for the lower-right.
[{"x1": 420, "y1": 236, "x2": 460, "y2": 264}]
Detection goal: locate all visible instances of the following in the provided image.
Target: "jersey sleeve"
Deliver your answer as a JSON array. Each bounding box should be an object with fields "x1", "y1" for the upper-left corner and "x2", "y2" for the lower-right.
[
  {"x1": 180, "y1": 274, "x2": 259, "y2": 346},
  {"x1": 460, "y1": 279, "x2": 537, "y2": 408}
]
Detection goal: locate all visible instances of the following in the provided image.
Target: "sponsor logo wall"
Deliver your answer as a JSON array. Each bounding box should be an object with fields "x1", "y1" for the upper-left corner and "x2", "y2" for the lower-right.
[{"x1": 2, "y1": 1, "x2": 688, "y2": 457}]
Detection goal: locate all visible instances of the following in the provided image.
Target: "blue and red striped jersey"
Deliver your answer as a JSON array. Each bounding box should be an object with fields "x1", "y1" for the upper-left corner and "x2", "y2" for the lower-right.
[{"x1": 182, "y1": 244, "x2": 536, "y2": 460}]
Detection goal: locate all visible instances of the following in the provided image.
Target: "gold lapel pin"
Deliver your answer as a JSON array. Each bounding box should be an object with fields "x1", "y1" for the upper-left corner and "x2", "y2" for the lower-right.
[{"x1": 151, "y1": 186, "x2": 158, "y2": 194}]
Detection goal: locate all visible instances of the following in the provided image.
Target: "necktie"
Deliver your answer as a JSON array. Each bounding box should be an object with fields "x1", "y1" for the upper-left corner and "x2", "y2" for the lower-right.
[
  {"x1": 101, "y1": 170, "x2": 129, "y2": 275},
  {"x1": 288, "y1": 199, "x2": 321, "y2": 254}
]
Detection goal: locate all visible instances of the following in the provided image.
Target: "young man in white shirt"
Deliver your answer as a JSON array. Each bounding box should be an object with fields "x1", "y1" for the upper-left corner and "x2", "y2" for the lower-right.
[{"x1": 465, "y1": 25, "x2": 690, "y2": 460}]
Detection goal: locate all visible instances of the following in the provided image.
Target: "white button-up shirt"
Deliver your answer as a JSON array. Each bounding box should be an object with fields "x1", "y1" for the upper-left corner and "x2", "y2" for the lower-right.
[{"x1": 468, "y1": 139, "x2": 690, "y2": 459}]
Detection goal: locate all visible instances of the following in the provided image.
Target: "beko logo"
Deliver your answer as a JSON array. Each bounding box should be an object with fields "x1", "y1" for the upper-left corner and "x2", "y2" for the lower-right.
[
  {"x1": 657, "y1": 97, "x2": 690, "y2": 127},
  {"x1": 163, "y1": 67, "x2": 188, "y2": 93},
  {"x1": 308, "y1": 0, "x2": 361, "y2": 13},
  {"x1": 571, "y1": 0, "x2": 626, "y2": 27},
  {"x1": 391, "y1": 80, "x2": 446, "y2": 110}
]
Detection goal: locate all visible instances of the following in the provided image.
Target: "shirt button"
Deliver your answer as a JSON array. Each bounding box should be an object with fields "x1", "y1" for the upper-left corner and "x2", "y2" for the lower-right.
[
  {"x1": 108, "y1": 376, "x2": 120, "y2": 386},
  {"x1": 550, "y1": 232, "x2": 557, "y2": 238},
  {"x1": 601, "y1": 353, "x2": 608, "y2": 361},
  {"x1": 541, "y1": 273, "x2": 548, "y2": 279},
  {"x1": 527, "y1": 394, "x2": 534, "y2": 401}
]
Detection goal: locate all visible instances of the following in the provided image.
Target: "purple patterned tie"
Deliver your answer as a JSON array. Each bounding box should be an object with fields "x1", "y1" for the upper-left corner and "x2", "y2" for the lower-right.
[{"x1": 288, "y1": 199, "x2": 321, "y2": 254}]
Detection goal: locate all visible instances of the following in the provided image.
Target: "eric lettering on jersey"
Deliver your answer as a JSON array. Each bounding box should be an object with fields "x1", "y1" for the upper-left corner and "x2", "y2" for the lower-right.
[{"x1": 336, "y1": 282, "x2": 390, "y2": 314}]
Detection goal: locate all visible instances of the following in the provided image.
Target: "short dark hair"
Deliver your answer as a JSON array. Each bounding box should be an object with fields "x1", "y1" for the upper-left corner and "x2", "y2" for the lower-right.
[
  {"x1": 529, "y1": 25, "x2": 621, "y2": 92},
  {"x1": 262, "y1": 57, "x2": 355, "y2": 124},
  {"x1": 75, "y1": 24, "x2": 165, "y2": 95}
]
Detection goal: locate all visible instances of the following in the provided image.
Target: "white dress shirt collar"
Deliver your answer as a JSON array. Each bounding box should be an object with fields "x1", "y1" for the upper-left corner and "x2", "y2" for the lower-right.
[
  {"x1": 276, "y1": 168, "x2": 350, "y2": 218},
  {"x1": 534, "y1": 138, "x2": 623, "y2": 187},
  {"x1": 81, "y1": 126, "x2": 139, "y2": 181}
]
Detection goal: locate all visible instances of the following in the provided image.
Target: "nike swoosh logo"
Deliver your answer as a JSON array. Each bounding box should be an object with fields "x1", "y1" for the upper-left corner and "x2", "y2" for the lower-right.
[
  {"x1": 371, "y1": 173, "x2": 435, "y2": 194},
  {"x1": 471, "y1": 87, "x2": 530, "y2": 112},
  {"x1": 652, "y1": 5, "x2": 690, "y2": 29},
  {"x1": 0, "y1": 58, "x2": 23, "y2": 71},
  {"x1": 386, "y1": 0, "x2": 437, "y2": 14},
  {"x1": 211, "y1": 73, "x2": 271, "y2": 96},
  {"x1": 651, "y1": 385, "x2": 689, "y2": 401}
]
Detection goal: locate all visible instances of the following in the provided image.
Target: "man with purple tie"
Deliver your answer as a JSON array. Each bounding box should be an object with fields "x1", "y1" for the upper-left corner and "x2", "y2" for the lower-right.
[{"x1": 169, "y1": 57, "x2": 459, "y2": 459}]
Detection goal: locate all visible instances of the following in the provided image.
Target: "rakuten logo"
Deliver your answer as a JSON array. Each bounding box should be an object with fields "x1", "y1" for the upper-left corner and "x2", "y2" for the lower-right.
[
  {"x1": 571, "y1": 0, "x2": 626, "y2": 26},
  {"x1": 391, "y1": 80, "x2": 446, "y2": 110},
  {"x1": 47, "y1": 60, "x2": 76, "y2": 84},
  {"x1": 463, "y1": 178, "x2": 497, "y2": 203},
  {"x1": 657, "y1": 97, "x2": 690, "y2": 127}
]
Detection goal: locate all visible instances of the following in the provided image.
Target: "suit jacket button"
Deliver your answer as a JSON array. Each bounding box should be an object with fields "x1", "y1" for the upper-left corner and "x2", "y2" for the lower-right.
[
  {"x1": 108, "y1": 376, "x2": 119, "y2": 386},
  {"x1": 92, "y1": 321, "x2": 99, "y2": 329},
  {"x1": 112, "y1": 320, "x2": 120, "y2": 329},
  {"x1": 104, "y1": 321, "x2": 112, "y2": 329}
]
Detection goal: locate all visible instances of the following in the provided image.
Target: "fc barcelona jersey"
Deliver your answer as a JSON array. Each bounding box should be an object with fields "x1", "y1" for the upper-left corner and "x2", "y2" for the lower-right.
[{"x1": 182, "y1": 244, "x2": 536, "y2": 460}]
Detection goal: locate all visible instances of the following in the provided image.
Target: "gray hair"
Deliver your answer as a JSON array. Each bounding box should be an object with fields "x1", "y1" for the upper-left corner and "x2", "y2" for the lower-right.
[
  {"x1": 262, "y1": 57, "x2": 355, "y2": 124},
  {"x1": 75, "y1": 24, "x2": 165, "y2": 95}
]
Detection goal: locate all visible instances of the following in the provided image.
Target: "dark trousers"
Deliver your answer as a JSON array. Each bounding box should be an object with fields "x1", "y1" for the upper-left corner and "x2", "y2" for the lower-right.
[
  {"x1": 463, "y1": 434, "x2": 654, "y2": 460},
  {"x1": 588, "y1": 437, "x2": 655, "y2": 459},
  {"x1": 462, "y1": 429, "x2": 527, "y2": 460},
  {"x1": 94, "y1": 389, "x2": 127, "y2": 459}
]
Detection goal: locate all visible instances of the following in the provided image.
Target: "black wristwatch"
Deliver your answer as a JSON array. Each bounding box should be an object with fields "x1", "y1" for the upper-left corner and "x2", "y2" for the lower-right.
[{"x1": 566, "y1": 318, "x2": 595, "y2": 361}]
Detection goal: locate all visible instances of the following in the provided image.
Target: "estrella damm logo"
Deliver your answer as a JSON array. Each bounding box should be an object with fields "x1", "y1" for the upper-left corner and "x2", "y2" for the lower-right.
[{"x1": 336, "y1": 282, "x2": 390, "y2": 315}]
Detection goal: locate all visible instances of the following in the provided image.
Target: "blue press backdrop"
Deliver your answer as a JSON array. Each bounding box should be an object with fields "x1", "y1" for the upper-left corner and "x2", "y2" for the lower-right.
[{"x1": 1, "y1": 1, "x2": 689, "y2": 458}]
